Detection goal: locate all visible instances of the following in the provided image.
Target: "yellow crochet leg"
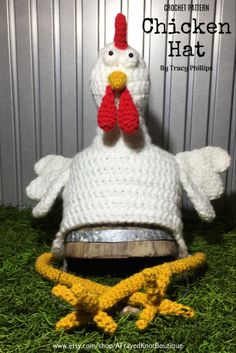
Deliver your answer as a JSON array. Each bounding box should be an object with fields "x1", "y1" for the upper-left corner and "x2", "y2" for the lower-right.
[
  {"x1": 142, "y1": 267, "x2": 171, "y2": 305},
  {"x1": 128, "y1": 292, "x2": 148, "y2": 307},
  {"x1": 133, "y1": 267, "x2": 171, "y2": 330},
  {"x1": 128, "y1": 292, "x2": 158, "y2": 330},
  {"x1": 71, "y1": 284, "x2": 99, "y2": 313},
  {"x1": 93, "y1": 310, "x2": 117, "y2": 334},
  {"x1": 52, "y1": 283, "x2": 99, "y2": 313},
  {"x1": 155, "y1": 267, "x2": 172, "y2": 298},
  {"x1": 159, "y1": 299, "x2": 194, "y2": 318},
  {"x1": 35, "y1": 252, "x2": 206, "y2": 334},
  {"x1": 99, "y1": 272, "x2": 143, "y2": 311},
  {"x1": 55, "y1": 311, "x2": 88, "y2": 331},
  {"x1": 143, "y1": 269, "x2": 161, "y2": 305},
  {"x1": 136, "y1": 305, "x2": 157, "y2": 330},
  {"x1": 35, "y1": 252, "x2": 107, "y2": 295},
  {"x1": 169, "y1": 252, "x2": 206, "y2": 275},
  {"x1": 52, "y1": 284, "x2": 78, "y2": 306}
]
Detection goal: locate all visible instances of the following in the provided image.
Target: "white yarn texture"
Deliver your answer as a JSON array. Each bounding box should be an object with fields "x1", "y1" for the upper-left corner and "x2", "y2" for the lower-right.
[
  {"x1": 26, "y1": 42, "x2": 230, "y2": 259},
  {"x1": 90, "y1": 43, "x2": 150, "y2": 116},
  {"x1": 26, "y1": 143, "x2": 230, "y2": 258}
]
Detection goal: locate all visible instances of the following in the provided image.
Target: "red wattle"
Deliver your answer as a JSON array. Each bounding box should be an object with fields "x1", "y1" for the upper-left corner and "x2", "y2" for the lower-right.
[
  {"x1": 117, "y1": 88, "x2": 139, "y2": 134},
  {"x1": 98, "y1": 86, "x2": 116, "y2": 132}
]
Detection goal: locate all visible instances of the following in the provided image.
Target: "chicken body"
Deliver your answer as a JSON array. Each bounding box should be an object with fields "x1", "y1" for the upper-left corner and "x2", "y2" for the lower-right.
[{"x1": 26, "y1": 15, "x2": 230, "y2": 260}]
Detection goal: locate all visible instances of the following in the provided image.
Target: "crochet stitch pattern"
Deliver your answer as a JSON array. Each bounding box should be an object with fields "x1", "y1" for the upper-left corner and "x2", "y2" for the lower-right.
[
  {"x1": 118, "y1": 88, "x2": 139, "y2": 134},
  {"x1": 114, "y1": 13, "x2": 128, "y2": 49},
  {"x1": 98, "y1": 85, "x2": 140, "y2": 134},
  {"x1": 98, "y1": 86, "x2": 117, "y2": 132},
  {"x1": 35, "y1": 252, "x2": 206, "y2": 334}
]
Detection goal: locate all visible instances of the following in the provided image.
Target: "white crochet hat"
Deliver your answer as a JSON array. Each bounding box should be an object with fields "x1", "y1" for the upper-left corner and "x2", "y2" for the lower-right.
[{"x1": 26, "y1": 14, "x2": 230, "y2": 259}]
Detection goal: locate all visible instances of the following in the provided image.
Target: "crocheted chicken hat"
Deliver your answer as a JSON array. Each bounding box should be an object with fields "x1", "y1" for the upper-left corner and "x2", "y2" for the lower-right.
[{"x1": 26, "y1": 13, "x2": 230, "y2": 260}]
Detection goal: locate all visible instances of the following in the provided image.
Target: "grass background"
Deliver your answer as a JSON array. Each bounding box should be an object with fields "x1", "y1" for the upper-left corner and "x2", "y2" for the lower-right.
[{"x1": 0, "y1": 206, "x2": 235, "y2": 353}]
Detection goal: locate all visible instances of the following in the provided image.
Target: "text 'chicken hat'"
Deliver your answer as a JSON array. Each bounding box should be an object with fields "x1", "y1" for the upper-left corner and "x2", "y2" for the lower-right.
[{"x1": 26, "y1": 13, "x2": 230, "y2": 259}]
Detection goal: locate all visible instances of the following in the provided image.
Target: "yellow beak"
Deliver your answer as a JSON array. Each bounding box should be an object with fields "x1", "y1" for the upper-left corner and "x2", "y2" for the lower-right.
[{"x1": 108, "y1": 71, "x2": 127, "y2": 91}]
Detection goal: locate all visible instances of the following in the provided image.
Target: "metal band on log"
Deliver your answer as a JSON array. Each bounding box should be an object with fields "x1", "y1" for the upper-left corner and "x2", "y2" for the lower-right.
[{"x1": 64, "y1": 226, "x2": 178, "y2": 259}]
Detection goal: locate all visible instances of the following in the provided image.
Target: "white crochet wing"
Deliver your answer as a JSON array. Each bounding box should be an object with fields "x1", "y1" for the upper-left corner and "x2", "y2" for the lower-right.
[
  {"x1": 26, "y1": 155, "x2": 72, "y2": 217},
  {"x1": 176, "y1": 146, "x2": 230, "y2": 221}
]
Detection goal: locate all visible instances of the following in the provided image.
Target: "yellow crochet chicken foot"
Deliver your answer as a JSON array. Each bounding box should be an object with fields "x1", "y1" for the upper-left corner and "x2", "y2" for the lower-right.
[
  {"x1": 51, "y1": 283, "x2": 117, "y2": 333},
  {"x1": 35, "y1": 252, "x2": 206, "y2": 334}
]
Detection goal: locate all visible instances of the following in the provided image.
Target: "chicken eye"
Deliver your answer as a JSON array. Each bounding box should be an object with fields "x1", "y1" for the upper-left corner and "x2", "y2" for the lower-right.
[
  {"x1": 108, "y1": 51, "x2": 114, "y2": 56},
  {"x1": 128, "y1": 52, "x2": 134, "y2": 58}
]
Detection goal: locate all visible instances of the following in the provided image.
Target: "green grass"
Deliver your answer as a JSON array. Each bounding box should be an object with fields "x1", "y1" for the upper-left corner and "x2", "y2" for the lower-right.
[{"x1": 0, "y1": 206, "x2": 235, "y2": 353}]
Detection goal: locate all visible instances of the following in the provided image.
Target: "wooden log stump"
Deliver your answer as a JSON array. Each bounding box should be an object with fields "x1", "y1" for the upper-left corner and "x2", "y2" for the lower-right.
[{"x1": 64, "y1": 225, "x2": 178, "y2": 259}]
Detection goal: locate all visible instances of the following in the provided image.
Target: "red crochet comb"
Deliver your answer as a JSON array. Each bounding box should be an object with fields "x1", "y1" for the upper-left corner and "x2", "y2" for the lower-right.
[{"x1": 114, "y1": 13, "x2": 128, "y2": 50}]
